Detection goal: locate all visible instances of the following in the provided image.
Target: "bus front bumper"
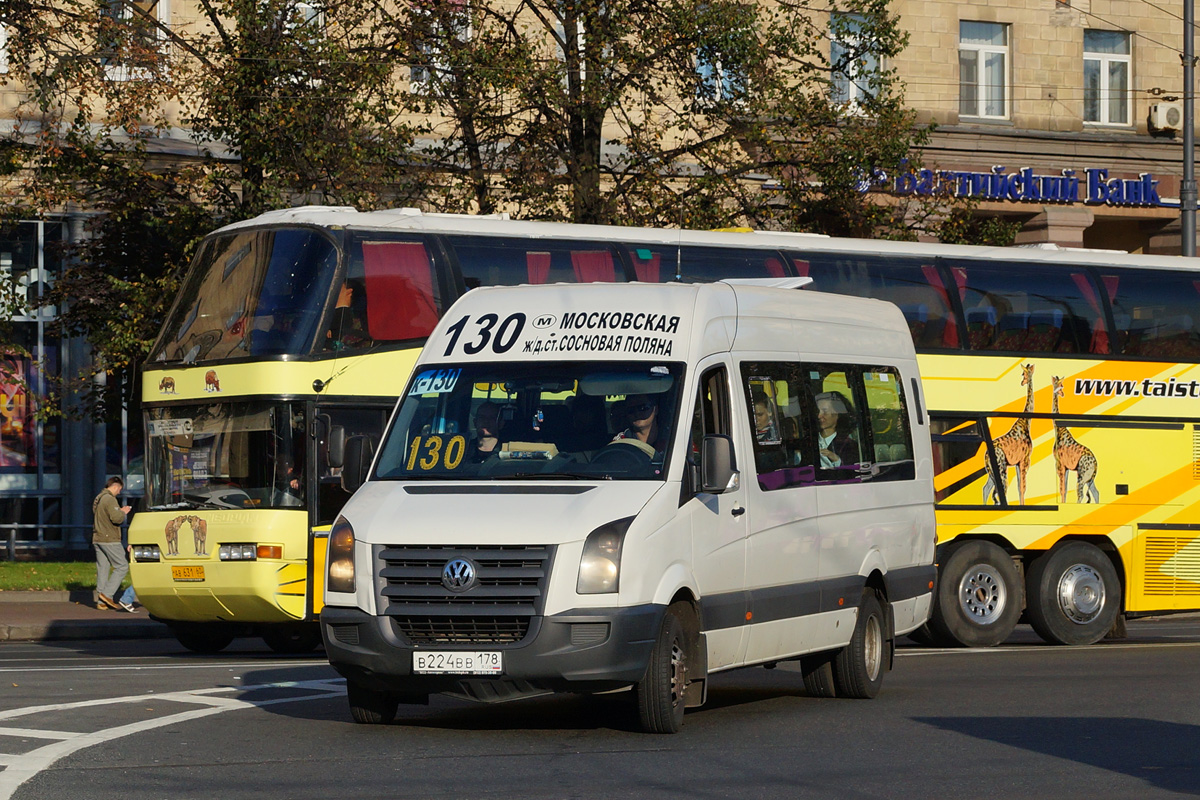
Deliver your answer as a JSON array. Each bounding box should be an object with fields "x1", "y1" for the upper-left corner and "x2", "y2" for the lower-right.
[{"x1": 320, "y1": 604, "x2": 663, "y2": 701}]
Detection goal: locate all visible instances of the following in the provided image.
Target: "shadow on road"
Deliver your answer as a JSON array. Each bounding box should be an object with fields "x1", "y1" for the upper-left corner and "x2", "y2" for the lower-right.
[{"x1": 914, "y1": 716, "x2": 1200, "y2": 796}]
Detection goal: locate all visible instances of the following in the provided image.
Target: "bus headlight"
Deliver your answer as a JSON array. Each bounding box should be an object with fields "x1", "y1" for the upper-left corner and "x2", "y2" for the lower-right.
[
  {"x1": 577, "y1": 517, "x2": 633, "y2": 595},
  {"x1": 132, "y1": 544, "x2": 161, "y2": 562},
  {"x1": 327, "y1": 516, "x2": 356, "y2": 594}
]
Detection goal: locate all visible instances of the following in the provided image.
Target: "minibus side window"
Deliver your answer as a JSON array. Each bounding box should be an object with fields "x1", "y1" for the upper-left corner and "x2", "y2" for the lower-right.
[
  {"x1": 862, "y1": 367, "x2": 916, "y2": 482},
  {"x1": 738, "y1": 362, "x2": 816, "y2": 490},
  {"x1": 808, "y1": 365, "x2": 865, "y2": 481}
]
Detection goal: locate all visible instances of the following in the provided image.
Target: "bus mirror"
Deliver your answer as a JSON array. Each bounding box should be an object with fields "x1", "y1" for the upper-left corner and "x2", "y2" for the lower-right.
[
  {"x1": 327, "y1": 425, "x2": 346, "y2": 468},
  {"x1": 340, "y1": 435, "x2": 375, "y2": 494},
  {"x1": 700, "y1": 435, "x2": 738, "y2": 493}
]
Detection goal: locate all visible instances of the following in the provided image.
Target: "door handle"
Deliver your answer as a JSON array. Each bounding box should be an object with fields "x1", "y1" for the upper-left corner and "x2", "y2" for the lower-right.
[{"x1": 731, "y1": 505, "x2": 746, "y2": 517}]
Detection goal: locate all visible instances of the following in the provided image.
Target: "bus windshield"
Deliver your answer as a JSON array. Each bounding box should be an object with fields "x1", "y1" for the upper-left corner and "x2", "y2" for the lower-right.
[
  {"x1": 143, "y1": 401, "x2": 307, "y2": 510},
  {"x1": 152, "y1": 228, "x2": 339, "y2": 362},
  {"x1": 375, "y1": 361, "x2": 685, "y2": 481}
]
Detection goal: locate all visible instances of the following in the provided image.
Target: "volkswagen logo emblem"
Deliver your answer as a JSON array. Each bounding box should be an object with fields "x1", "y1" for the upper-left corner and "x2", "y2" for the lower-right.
[{"x1": 441, "y1": 558, "x2": 477, "y2": 592}]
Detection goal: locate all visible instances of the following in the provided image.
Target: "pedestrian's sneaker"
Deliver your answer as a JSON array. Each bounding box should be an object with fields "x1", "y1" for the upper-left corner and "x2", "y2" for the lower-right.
[
  {"x1": 118, "y1": 601, "x2": 137, "y2": 613},
  {"x1": 97, "y1": 593, "x2": 121, "y2": 610}
]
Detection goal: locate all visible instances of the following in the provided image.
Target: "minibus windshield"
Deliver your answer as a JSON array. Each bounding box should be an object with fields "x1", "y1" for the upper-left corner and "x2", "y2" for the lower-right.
[{"x1": 375, "y1": 361, "x2": 684, "y2": 481}]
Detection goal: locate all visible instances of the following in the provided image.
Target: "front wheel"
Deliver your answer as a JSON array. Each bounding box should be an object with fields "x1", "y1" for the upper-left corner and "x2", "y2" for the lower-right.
[
  {"x1": 832, "y1": 589, "x2": 888, "y2": 699},
  {"x1": 928, "y1": 540, "x2": 1022, "y2": 647},
  {"x1": 171, "y1": 623, "x2": 235, "y2": 654},
  {"x1": 635, "y1": 602, "x2": 693, "y2": 734},
  {"x1": 1026, "y1": 541, "x2": 1120, "y2": 646},
  {"x1": 347, "y1": 681, "x2": 398, "y2": 725}
]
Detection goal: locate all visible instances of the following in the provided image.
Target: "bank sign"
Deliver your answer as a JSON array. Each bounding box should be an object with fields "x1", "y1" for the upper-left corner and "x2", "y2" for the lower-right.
[{"x1": 887, "y1": 166, "x2": 1174, "y2": 208}]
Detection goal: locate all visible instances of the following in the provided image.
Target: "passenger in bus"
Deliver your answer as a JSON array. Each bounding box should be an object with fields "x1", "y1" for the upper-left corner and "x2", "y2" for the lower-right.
[
  {"x1": 611, "y1": 394, "x2": 667, "y2": 455},
  {"x1": 326, "y1": 283, "x2": 371, "y2": 350},
  {"x1": 815, "y1": 391, "x2": 858, "y2": 469},
  {"x1": 273, "y1": 454, "x2": 303, "y2": 507},
  {"x1": 752, "y1": 393, "x2": 781, "y2": 444},
  {"x1": 470, "y1": 402, "x2": 504, "y2": 462}
]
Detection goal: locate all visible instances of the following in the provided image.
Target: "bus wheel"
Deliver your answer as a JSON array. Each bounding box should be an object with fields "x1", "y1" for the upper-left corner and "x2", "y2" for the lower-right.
[
  {"x1": 261, "y1": 623, "x2": 323, "y2": 654},
  {"x1": 1026, "y1": 542, "x2": 1120, "y2": 646},
  {"x1": 800, "y1": 653, "x2": 837, "y2": 698},
  {"x1": 635, "y1": 602, "x2": 692, "y2": 734},
  {"x1": 832, "y1": 589, "x2": 887, "y2": 699},
  {"x1": 928, "y1": 540, "x2": 1021, "y2": 647},
  {"x1": 347, "y1": 681, "x2": 398, "y2": 725},
  {"x1": 171, "y1": 623, "x2": 235, "y2": 654}
]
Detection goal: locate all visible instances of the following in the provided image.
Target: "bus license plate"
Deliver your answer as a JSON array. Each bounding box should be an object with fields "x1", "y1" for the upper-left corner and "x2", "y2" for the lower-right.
[
  {"x1": 413, "y1": 651, "x2": 503, "y2": 675},
  {"x1": 171, "y1": 565, "x2": 205, "y2": 582}
]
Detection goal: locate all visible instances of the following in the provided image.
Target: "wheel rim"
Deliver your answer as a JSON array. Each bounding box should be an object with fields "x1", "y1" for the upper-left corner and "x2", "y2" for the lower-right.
[
  {"x1": 1057, "y1": 564, "x2": 1106, "y2": 624},
  {"x1": 863, "y1": 614, "x2": 883, "y2": 681},
  {"x1": 669, "y1": 638, "x2": 687, "y2": 708},
  {"x1": 957, "y1": 563, "x2": 1007, "y2": 625}
]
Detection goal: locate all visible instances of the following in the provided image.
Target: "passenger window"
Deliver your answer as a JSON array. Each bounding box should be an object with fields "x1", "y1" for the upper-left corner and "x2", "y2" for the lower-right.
[
  {"x1": 809, "y1": 366, "x2": 863, "y2": 477},
  {"x1": 625, "y1": 245, "x2": 789, "y2": 283},
  {"x1": 449, "y1": 236, "x2": 626, "y2": 288},
  {"x1": 1102, "y1": 269, "x2": 1200, "y2": 361},
  {"x1": 863, "y1": 367, "x2": 915, "y2": 481},
  {"x1": 929, "y1": 417, "x2": 992, "y2": 504},
  {"x1": 739, "y1": 362, "x2": 816, "y2": 491}
]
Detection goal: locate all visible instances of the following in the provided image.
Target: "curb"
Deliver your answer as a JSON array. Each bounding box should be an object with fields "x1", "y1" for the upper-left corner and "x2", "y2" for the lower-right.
[
  {"x1": 0, "y1": 590, "x2": 94, "y2": 604},
  {"x1": 0, "y1": 621, "x2": 173, "y2": 642}
]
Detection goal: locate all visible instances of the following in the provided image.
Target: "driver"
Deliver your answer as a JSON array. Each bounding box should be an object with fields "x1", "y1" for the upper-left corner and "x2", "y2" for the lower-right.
[{"x1": 611, "y1": 394, "x2": 667, "y2": 455}]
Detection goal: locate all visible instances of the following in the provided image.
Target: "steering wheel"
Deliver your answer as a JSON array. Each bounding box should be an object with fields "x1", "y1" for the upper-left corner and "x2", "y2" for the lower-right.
[{"x1": 589, "y1": 439, "x2": 654, "y2": 470}]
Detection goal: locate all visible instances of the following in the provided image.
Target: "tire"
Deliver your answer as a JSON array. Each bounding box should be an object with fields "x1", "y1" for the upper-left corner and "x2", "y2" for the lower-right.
[
  {"x1": 800, "y1": 653, "x2": 837, "y2": 698},
  {"x1": 635, "y1": 602, "x2": 692, "y2": 734},
  {"x1": 928, "y1": 540, "x2": 1022, "y2": 647},
  {"x1": 171, "y1": 623, "x2": 235, "y2": 654},
  {"x1": 1026, "y1": 541, "x2": 1120, "y2": 646},
  {"x1": 832, "y1": 589, "x2": 887, "y2": 699},
  {"x1": 347, "y1": 681, "x2": 398, "y2": 725},
  {"x1": 261, "y1": 623, "x2": 323, "y2": 654}
]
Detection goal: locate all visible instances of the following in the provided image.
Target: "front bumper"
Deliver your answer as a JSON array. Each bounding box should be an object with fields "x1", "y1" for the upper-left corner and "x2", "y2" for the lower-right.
[{"x1": 321, "y1": 604, "x2": 664, "y2": 701}]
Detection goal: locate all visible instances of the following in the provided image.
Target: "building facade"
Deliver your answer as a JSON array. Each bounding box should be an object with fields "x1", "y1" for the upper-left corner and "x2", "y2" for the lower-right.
[{"x1": 893, "y1": 0, "x2": 1190, "y2": 252}]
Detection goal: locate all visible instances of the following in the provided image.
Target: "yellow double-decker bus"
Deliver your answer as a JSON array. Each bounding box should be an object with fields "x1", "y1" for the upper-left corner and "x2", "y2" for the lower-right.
[{"x1": 130, "y1": 206, "x2": 1200, "y2": 651}]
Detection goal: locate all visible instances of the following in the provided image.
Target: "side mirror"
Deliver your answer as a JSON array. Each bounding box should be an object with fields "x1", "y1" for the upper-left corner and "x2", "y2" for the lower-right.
[
  {"x1": 340, "y1": 435, "x2": 376, "y2": 494},
  {"x1": 700, "y1": 434, "x2": 738, "y2": 494},
  {"x1": 327, "y1": 425, "x2": 346, "y2": 469}
]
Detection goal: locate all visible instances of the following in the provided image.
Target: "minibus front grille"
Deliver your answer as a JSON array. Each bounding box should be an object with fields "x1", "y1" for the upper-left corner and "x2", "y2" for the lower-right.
[{"x1": 375, "y1": 544, "x2": 554, "y2": 645}]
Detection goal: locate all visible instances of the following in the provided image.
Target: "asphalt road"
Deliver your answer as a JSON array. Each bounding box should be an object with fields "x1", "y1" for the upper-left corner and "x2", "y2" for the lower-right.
[{"x1": 1, "y1": 619, "x2": 1198, "y2": 800}]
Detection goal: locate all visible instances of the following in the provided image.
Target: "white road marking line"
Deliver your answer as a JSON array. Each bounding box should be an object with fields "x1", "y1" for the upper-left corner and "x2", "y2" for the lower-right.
[
  {"x1": 0, "y1": 687, "x2": 236, "y2": 721},
  {"x1": 0, "y1": 660, "x2": 328, "y2": 674},
  {"x1": 0, "y1": 679, "x2": 346, "y2": 800},
  {"x1": 0, "y1": 728, "x2": 76, "y2": 741}
]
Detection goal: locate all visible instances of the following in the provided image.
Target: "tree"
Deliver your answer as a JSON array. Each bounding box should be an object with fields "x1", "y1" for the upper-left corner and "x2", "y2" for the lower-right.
[
  {"x1": 0, "y1": 0, "x2": 419, "y2": 418},
  {"x1": 387, "y1": 0, "x2": 946, "y2": 235}
]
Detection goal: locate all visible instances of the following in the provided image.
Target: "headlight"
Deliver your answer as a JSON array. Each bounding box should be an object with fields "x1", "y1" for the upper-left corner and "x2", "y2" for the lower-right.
[
  {"x1": 132, "y1": 544, "x2": 161, "y2": 562},
  {"x1": 327, "y1": 516, "x2": 355, "y2": 593},
  {"x1": 577, "y1": 517, "x2": 634, "y2": 594}
]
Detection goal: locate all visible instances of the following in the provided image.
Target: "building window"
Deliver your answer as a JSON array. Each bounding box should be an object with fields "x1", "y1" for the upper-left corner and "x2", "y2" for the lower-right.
[
  {"x1": 959, "y1": 21, "x2": 1008, "y2": 119},
  {"x1": 99, "y1": 0, "x2": 168, "y2": 80},
  {"x1": 695, "y1": 52, "x2": 746, "y2": 104},
  {"x1": 1084, "y1": 30, "x2": 1131, "y2": 126},
  {"x1": 830, "y1": 13, "x2": 880, "y2": 107},
  {"x1": 409, "y1": 1, "x2": 470, "y2": 92},
  {"x1": 1, "y1": 24, "x2": 9, "y2": 75}
]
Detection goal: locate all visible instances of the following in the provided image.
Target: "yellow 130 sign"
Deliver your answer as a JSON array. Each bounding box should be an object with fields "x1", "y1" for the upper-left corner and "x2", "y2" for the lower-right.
[{"x1": 406, "y1": 435, "x2": 467, "y2": 471}]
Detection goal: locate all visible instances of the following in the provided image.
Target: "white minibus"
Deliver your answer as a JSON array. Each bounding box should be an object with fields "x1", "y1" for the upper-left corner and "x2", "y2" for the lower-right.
[{"x1": 321, "y1": 279, "x2": 936, "y2": 732}]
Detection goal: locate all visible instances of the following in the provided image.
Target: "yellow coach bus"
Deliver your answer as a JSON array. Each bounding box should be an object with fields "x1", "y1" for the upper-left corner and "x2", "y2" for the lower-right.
[{"x1": 130, "y1": 205, "x2": 1200, "y2": 651}]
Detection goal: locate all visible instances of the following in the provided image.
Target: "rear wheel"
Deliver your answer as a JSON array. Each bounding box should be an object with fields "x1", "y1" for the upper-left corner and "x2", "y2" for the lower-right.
[
  {"x1": 1026, "y1": 541, "x2": 1120, "y2": 646},
  {"x1": 832, "y1": 589, "x2": 887, "y2": 699},
  {"x1": 928, "y1": 540, "x2": 1022, "y2": 647},
  {"x1": 635, "y1": 602, "x2": 692, "y2": 734},
  {"x1": 347, "y1": 681, "x2": 398, "y2": 725},
  {"x1": 171, "y1": 623, "x2": 235, "y2": 654},
  {"x1": 261, "y1": 623, "x2": 323, "y2": 654}
]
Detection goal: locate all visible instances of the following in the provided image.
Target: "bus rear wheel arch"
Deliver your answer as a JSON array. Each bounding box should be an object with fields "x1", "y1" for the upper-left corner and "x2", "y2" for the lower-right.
[
  {"x1": 928, "y1": 540, "x2": 1023, "y2": 647},
  {"x1": 1026, "y1": 541, "x2": 1121, "y2": 646}
]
